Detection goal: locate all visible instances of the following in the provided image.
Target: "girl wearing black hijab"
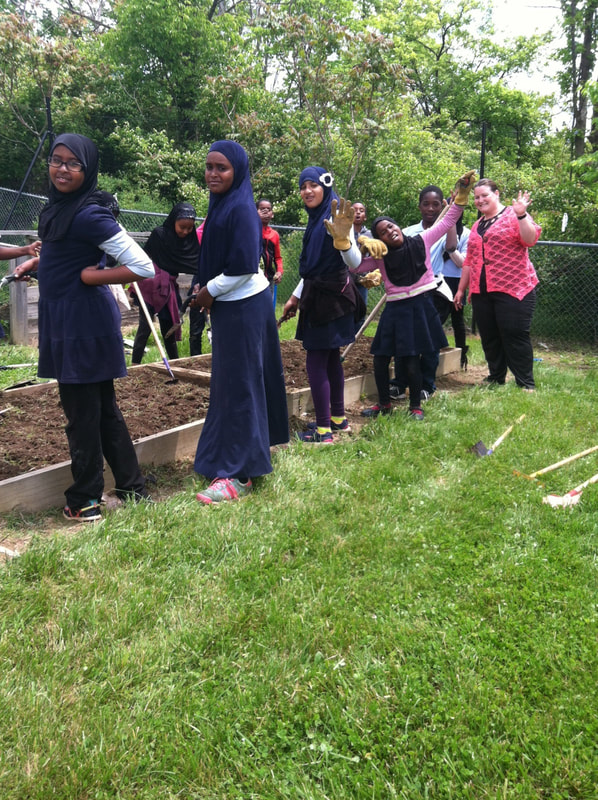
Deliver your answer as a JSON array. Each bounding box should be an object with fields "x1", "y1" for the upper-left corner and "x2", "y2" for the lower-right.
[
  {"x1": 191, "y1": 141, "x2": 289, "y2": 504},
  {"x1": 12, "y1": 133, "x2": 155, "y2": 522},
  {"x1": 131, "y1": 202, "x2": 200, "y2": 364}
]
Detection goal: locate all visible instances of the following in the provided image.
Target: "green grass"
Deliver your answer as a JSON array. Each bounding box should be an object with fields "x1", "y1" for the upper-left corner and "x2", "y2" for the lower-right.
[{"x1": 1, "y1": 339, "x2": 598, "y2": 798}]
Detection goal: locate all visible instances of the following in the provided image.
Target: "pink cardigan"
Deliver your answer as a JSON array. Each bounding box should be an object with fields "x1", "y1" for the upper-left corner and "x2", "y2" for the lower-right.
[{"x1": 464, "y1": 207, "x2": 541, "y2": 300}]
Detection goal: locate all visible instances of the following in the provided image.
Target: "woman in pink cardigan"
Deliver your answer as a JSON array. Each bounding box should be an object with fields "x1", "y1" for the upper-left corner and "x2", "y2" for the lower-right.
[{"x1": 454, "y1": 178, "x2": 541, "y2": 390}]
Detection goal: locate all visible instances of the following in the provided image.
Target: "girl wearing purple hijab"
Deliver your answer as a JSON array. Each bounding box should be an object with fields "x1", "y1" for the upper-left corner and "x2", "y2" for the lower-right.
[{"x1": 192, "y1": 141, "x2": 289, "y2": 504}]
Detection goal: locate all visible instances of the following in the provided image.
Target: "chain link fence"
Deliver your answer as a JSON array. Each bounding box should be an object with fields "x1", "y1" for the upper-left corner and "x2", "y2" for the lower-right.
[
  {"x1": 276, "y1": 230, "x2": 598, "y2": 349},
  {"x1": 2, "y1": 187, "x2": 598, "y2": 348}
]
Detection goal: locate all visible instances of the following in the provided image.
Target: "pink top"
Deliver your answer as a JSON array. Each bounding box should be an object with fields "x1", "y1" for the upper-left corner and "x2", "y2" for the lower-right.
[
  {"x1": 463, "y1": 207, "x2": 540, "y2": 300},
  {"x1": 360, "y1": 202, "x2": 463, "y2": 300}
]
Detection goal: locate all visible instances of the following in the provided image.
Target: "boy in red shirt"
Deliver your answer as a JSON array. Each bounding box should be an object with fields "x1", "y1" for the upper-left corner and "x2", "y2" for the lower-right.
[{"x1": 256, "y1": 198, "x2": 283, "y2": 293}]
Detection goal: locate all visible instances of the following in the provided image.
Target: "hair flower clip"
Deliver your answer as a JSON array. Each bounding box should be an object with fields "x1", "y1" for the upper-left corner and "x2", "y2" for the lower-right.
[{"x1": 319, "y1": 172, "x2": 333, "y2": 187}]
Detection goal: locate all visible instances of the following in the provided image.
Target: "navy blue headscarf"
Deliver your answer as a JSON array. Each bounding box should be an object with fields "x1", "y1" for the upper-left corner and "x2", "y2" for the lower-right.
[
  {"x1": 38, "y1": 133, "x2": 100, "y2": 242},
  {"x1": 198, "y1": 141, "x2": 261, "y2": 286},
  {"x1": 298, "y1": 166, "x2": 341, "y2": 279}
]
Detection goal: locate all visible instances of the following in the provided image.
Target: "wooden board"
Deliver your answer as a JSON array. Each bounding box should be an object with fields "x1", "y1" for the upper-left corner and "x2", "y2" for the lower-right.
[
  {"x1": 146, "y1": 364, "x2": 211, "y2": 386},
  {"x1": 0, "y1": 419, "x2": 205, "y2": 514}
]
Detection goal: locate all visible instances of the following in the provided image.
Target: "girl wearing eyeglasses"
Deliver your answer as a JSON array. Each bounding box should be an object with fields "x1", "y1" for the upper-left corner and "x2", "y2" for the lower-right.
[{"x1": 13, "y1": 133, "x2": 155, "y2": 522}]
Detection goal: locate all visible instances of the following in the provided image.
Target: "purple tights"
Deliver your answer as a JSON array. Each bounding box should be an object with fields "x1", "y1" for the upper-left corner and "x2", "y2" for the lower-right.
[{"x1": 306, "y1": 348, "x2": 345, "y2": 427}]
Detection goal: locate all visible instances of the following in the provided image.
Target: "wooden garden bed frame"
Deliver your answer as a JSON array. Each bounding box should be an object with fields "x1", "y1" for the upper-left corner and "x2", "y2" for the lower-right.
[{"x1": 0, "y1": 348, "x2": 460, "y2": 514}]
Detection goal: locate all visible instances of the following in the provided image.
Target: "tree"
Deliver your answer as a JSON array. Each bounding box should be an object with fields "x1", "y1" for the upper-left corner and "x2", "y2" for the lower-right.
[
  {"x1": 375, "y1": 0, "x2": 551, "y2": 165},
  {"x1": 558, "y1": 0, "x2": 598, "y2": 156},
  {"x1": 0, "y1": 10, "x2": 102, "y2": 189},
  {"x1": 252, "y1": 7, "x2": 405, "y2": 194}
]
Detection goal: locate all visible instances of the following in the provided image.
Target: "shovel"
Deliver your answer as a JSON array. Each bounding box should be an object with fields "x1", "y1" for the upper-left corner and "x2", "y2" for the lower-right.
[
  {"x1": 543, "y1": 472, "x2": 598, "y2": 508},
  {"x1": 165, "y1": 294, "x2": 194, "y2": 339},
  {"x1": 471, "y1": 414, "x2": 526, "y2": 457}
]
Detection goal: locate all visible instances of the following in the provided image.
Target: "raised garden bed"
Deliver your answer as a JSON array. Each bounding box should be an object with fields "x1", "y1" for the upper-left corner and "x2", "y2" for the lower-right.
[{"x1": 0, "y1": 338, "x2": 461, "y2": 513}]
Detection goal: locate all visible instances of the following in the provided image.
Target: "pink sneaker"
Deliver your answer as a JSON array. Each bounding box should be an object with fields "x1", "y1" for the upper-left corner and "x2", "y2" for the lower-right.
[{"x1": 196, "y1": 477, "x2": 253, "y2": 504}]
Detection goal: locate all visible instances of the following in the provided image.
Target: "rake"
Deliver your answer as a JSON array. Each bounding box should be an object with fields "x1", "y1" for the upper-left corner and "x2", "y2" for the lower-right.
[{"x1": 543, "y1": 472, "x2": 598, "y2": 508}]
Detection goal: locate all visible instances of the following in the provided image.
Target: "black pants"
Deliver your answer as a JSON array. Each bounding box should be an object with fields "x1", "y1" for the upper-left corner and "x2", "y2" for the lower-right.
[
  {"x1": 472, "y1": 288, "x2": 536, "y2": 388},
  {"x1": 132, "y1": 304, "x2": 179, "y2": 364},
  {"x1": 438, "y1": 276, "x2": 467, "y2": 351},
  {"x1": 189, "y1": 307, "x2": 206, "y2": 356},
  {"x1": 59, "y1": 381, "x2": 146, "y2": 509}
]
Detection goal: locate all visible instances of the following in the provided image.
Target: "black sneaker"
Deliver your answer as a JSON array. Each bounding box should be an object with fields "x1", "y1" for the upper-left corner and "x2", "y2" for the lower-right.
[
  {"x1": 361, "y1": 403, "x2": 392, "y2": 418},
  {"x1": 389, "y1": 385, "x2": 407, "y2": 401},
  {"x1": 63, "y1": 500, "x2": 102, "y2": 523}
]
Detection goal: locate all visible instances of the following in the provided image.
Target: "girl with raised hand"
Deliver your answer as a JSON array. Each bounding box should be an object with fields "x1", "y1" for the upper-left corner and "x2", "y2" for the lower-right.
[
  {"x1": 280, "y1": 167, "x2": 365, "y2": 443},
  {"x1": 454, "y1": 179, "x2": 541, "y2": 390}
]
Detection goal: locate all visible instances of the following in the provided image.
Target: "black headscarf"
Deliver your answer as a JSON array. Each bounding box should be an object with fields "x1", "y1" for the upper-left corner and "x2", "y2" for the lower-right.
[
  {"x1": 371, "y1": 215, "x2": 427, "y2": 287},
  {"x1": 198, "y1": 141, "x2": 261, "y2": 286},
  {"x1": 38, "y1": 133, "x2": 100, "y2": 242},
  {"x1": 144, "y1": 201, "x2": 200, "y2": 276}
]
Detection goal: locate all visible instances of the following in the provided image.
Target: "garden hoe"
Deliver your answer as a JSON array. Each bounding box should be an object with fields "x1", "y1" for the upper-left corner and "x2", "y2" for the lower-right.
[
  {"x1": 471, "y1": 414, "x2": 526, "y2": 457},
  {"x1": 340, "y1": 292, "x2": 387, "y2": 362},
  {"x1": 514, "y1": 444, "x2": 598, "y2": 481},
  {"x1": 543, "y1": 472, "x2": 598, "y2": 508},
  {"x1": 131, "y1": 281, "x2": 178, "y2": 384},
  {"x1": 165, "y1": 294, "x2": 194, "y2": 340}
]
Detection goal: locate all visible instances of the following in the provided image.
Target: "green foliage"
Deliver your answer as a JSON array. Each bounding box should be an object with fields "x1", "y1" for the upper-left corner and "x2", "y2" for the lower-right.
[
  {"x1": 1, "y1": 0, "x2": 597, "y2": 244},
  {"x1": 106, "y1": 125, "x2": 208, "y2": 209}
]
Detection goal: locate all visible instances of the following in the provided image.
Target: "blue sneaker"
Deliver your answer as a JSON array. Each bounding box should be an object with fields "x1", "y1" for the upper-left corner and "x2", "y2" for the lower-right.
[
  {"x1": 306, "y1": 418, "x2": 351, "y2": 433},
  {"x1": 296, "y1": 429, "x2": 334, "y2": 444},
  {"x1": 361, "y1": 403, "x2": 392, "y2": 418}
]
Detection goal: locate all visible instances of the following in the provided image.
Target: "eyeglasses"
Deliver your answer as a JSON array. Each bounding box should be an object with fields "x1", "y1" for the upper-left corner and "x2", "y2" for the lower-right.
[{"x1": 47, "y1": 156, "x2": 84, "y2": 172}]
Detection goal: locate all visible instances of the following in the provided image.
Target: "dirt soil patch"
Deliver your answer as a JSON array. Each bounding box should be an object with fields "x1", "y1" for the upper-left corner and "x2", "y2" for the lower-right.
[{"x1": 0, "y1": 338, "x2": 478, "y2": 482}]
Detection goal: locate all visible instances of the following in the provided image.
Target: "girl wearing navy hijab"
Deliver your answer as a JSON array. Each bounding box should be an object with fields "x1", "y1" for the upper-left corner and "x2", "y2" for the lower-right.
[
  {"x1": 280, "y1": 167, "x2": 364, "y2": 443},
  {"x1": 192, "y1": 141, "x2": 289, "y2": 504},
  {"x1": 12, "y1": 133, "x2": 155, "y2": 522},
  {"x1": 131, "y1": 201, "x2": 200, "y2": 364}
]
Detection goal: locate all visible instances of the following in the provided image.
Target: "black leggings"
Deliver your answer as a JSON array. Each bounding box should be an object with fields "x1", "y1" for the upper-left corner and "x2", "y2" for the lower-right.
[
  {"x1": 59, "y1": 381, "x2": 146, "y2": 508},
  {"x1": 374, "y1": 354, "x2": 423, "y2": 409},
  {"x1": 132, "y1": 304, "x2": 179, "y2": 364}
]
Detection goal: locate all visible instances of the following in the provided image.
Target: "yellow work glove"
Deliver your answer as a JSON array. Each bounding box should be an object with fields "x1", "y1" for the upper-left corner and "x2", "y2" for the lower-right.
[
  {"x1": 324, "y1": 197, "x2": 354, "y2": 250},
  {"x1": 358, "y1": 236, "x2": 388, "y2": 259},
  {"x1": 453, "y1": 169, "x2": 477, "y2": 206},
  {"x1": 359, "y1": 269, "x2": 382, "y2": 289}
]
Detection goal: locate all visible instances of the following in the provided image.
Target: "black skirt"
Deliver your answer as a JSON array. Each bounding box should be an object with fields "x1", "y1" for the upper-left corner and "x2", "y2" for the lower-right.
[{"x1": 371, "y1": 293, "x2": 448, "y2": 357}]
